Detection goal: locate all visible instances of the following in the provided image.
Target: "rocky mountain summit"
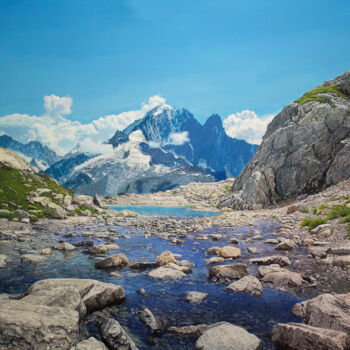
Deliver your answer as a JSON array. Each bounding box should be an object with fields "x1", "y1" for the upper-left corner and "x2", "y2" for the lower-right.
[{"x1": 220, "y1": 70, "x2": 350, "y2": 210}]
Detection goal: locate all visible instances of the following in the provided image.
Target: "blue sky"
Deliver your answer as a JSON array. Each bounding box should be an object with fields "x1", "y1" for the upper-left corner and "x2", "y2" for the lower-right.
[{"x1": 1, "y1": 0, "x2": 350, "y2": 126}]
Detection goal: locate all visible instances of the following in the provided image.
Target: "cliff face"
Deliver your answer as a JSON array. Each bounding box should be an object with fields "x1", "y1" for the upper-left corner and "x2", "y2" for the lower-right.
[{"x1": 220, "y1": 70, "x2": 350, "y2": 209}]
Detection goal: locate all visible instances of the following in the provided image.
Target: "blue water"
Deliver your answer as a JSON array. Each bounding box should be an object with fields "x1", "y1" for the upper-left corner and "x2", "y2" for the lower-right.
[
  {"x1": 109, "y1": 205, "x2": 220, "y2": 217},
  {"x1": 0, "y1": 220, "x2": 303, "y2": 349}
]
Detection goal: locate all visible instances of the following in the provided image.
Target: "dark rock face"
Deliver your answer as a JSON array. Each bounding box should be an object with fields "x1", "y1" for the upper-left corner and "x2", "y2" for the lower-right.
[{"x1": 221, "y1": 70, "x2": 350, "y2": 209}]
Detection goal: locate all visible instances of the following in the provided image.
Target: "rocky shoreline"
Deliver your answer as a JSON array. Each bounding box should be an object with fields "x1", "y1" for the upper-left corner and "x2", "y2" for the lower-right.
[{"x1": 1, "y1": 179, "x2": 350, "y2": 349}]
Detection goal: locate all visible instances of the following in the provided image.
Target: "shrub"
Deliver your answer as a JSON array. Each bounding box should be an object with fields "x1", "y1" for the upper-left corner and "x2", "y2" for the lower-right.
[
  {"x1": 301, "y1": 217, "x2": 328, "y2": 231},
  {"x1": 326, "y1": 205, "x2": 350, "y2": 220}
]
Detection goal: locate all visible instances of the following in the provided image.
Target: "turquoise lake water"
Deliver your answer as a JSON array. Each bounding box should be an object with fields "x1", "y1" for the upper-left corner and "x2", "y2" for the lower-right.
[{"x1": 109, "y1": 205, "x2": 220, "y2": 217}]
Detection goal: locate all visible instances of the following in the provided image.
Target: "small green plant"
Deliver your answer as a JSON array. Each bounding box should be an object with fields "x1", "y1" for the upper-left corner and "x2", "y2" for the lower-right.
[
  {"x1": 326, "y1": 204, "x2": 350, "y2": 220},
  {"x1": 271, "y1": 215, "x2": 278, "y2": 219},
  {"x1": 300, "y1": 208, "x2": 309, "y2": 213},
  {"x1": 331, "y1": 196, "x2": 341, "y2": 201},
  {"x1": 339, "y1": 215, "x2": 350, "y2": 224},
  {"x1": 295, "y1": 84, "x2": 348, "y2": 105},
  {"x1": 224, "y1": 185, "x2": 231, "y2": 190},
  {"x1": 301, "y1": 217, "x2": 328, "y2": 231}
]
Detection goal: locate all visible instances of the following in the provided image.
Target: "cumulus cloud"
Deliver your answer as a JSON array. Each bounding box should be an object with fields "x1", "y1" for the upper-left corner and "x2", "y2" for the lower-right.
[
  {"x1": 166, "y1": 131, "x2": 190, "y2": 146},
  {"x1": 0, "y1": 94, "x2": 168, "y2": 155},
  {"x1": 223, "y1": 110, "x2": 274, "y2": 144},
  {"x1": 44, "y1": 95, "x2": 73, "y2": 117}
]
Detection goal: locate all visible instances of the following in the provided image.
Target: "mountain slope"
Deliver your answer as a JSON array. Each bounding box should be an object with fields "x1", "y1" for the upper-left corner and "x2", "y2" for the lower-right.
[
  {"x1": 220, "y1": 70, "x2": 350, "y2": 209},
  {"x1": 0, "y1": 135, "x2": 61, "y2": 170},
  {"x1": 109, "y1": 106, "x2": 258, "y2": 177}
]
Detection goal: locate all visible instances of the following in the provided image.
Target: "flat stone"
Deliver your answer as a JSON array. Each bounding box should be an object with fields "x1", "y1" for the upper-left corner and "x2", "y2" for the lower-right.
[
  {"x1": 148, "y1": 266, "x2": 186, "y2": 279},
  {"x1": 258, "y1": 264, "x2": 281, "y2": 277},
  {"x1": 20, "y1": 254, "x2": 47, "y2": 263},
  {"x1": 95, "y1": 254, "x2": 128, "y2": 269},
  {"x1": 209, "y1": 264, "x2": 247, "y2": 282},
  {"x1": 52, "y1": 242, "x2": 76, "y2": 251},
  {"x1": 184, "y1": 291, "x2": 208, "y2": 303},
  {"x1": 262, "y1": 270, "x2": 304, "y2": 287},
  {"x1": 226, "y1": 275, "x2": 263, "y2": 297},
  {"x1": 250, "y1": 255, "x2": 291, "y2": 266},
  {"x1": 204, "y1": 257, "x2": 225, "y2": 265}
]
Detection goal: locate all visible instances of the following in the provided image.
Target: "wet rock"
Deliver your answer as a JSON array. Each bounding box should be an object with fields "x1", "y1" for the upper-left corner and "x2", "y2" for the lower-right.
[
  {"x1": 307, "y1": 246, "x2": 329, "y2": 258},
  {"x1": 28, "y1": 279, "x2": 125, "y2": 312},
  {"x1": 207, "y1": 246, "x2": 241, "y2": 259},
  {"x1": 168, "y1": 324, "x2": 208, "y2": 338},
  {"x1": 100, "y1": 318, "x2": 138, "y2": 350},
  {"x1": 250, "y1": 255, "x2": 291, "y2": 266},
  {"x1": 204, "y1": 257, "x2": 225, "y2": 265},
  {"x1": 184, "y1": 291, "x2": 208, "y2": 303},
  {"x1": 303, "y1": 238, "x2": 316, "y2": 246},
  {"x1": 258, "y1": 264, "x2": 281, "y2": 277},
  {"x1": 137, "y1": 307, "x2": 166, "y2": 334},
  {"x1": 264, "y1": 239, "x2": 279, "y2": 244},
  {"x1": 20, "y1": 254, "x2": 47, "y2": 263},
  {"x1": 226, "y1": 275, "x2": 263, "y2": 297},
  {"x1": 292, "y1": 293, "x2": 350, "y2": 333},
  {"x1": 148, "y1": 266, "x2": 186, "y2": 279},
  {"x1": 209, "y1": 264, "x2": 247, "y2": 283},
  {"x1": 136, "y1": 288, "x2": 147, "y2": 296},
  {"x1": 0, "y1": 300, "x2": 79, "y2": 349},
  {"x1": 74, "y1": 240, "x2": 94, "y2": 248},
  {"x1": 247, "y1": 247, "x2": 258, "y2": 254},
  {"x1": 166, "y1": 262, "x2": 192, "y2": 274},
  {"x1": 195, "y1": 321, "x2": 261, "y2": 350},
  {"x1": 156, "y1": 251, "x2": 176, "y2": 266},
  {"x1": 88, "y1": 244, "x2": 119, "y2": 255},
  {"x1": 0, "y1": 254, "x2": 10, "y2": 268},
  {"x1": 129, "y1": 261, "x2": 157, "y2": 270},
  {"x1": 272, "y1": 323, "x2": 348, "y2": 350},
  {"x1": 228, "y1": 238, "x2": 240, "y2": 244},
  {"x1": 73, "y1": 337, "x2": 108, "y2": 350},
  {"x1": 40, "y1": 247, "x2": 53, "y2": 255},
  {"x1": 170, "y1": 238, "x2": 185, "y2": 246},
  {"x1": 52, "y1": 242, "x2": 76, "y2": 251},
  {"x1": 95, "y1": 254, "x2": 128, "y2": 269},
  {"x1": 22, "y1": 285, "x2": 86, "y2": 319},
  {"x1": 210, "y1": 234, "x2": 223, "y2": 241},
  {"x1": 44, "y1": 202, "x2": 66, "y2": 219},
  {"x1": 275, "y1": 239, "x2": 296, "y2": 251},
  {"x1": 318, "y1": 256, "x2": 350, "y2": 267},
  {"x1": 262, "y1": 270, "x2": 304, "y2": 287}
]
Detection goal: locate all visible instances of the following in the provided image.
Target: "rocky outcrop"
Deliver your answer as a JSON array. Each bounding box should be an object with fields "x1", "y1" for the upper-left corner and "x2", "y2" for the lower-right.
[
  {"x1": 272, "y1": 323, "x2": 349, "y2": 350},
  {"x1": 220, "y1": 70, "x2": 350, "y2": 209},
  {"x1": 195, "y1": 321, "x2": 261, "y2": 350},
  {"x1": 0, "y1": 146, "x2": 35, "y2": 172}
]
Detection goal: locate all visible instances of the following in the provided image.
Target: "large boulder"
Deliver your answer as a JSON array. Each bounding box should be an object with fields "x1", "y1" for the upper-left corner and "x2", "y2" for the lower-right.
[
  {"x1": 195, "y1": 321, "x2": 261, "y2": 350},
  {"x1": 0, "y1": 300, "x2": 79, "y2": 349},
  {"x1": 209, "y1": 264, "x2": 247, "y2": 283},
  {"x1": 27, "y1": 279, "x2": 125, "y2": 312},
  {"x1": 0, "y1": 147, "x2": 35, "y2": 172},
  {"x1": 272, "y1": 323, "x2": 349, "y2": 350},
  {"x1": 262, "y1": 270, "x2": 304, "y2": 287},
  {"x1": 44, "y1": 202, "x2": 66, "y2": 219},
  {"x1": 95, "y1": 254, "x2": 128, "y2": 269},
  {"x1": 220, "y1": 70, "x2": 350, "y2": 209},
  {"x1": 226, "y1": 275, "x2": 263, "y2": 297},
  {"x1": 292, "y1": 293, "x2": 350, "y2": 334},
  {"x1": 72, "y1": 337, "x2": 108, "y2": 350}
]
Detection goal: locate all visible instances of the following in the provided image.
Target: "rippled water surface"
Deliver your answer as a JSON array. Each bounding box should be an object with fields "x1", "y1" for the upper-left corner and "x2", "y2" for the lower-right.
[
  {"x1": 109, "y1": 205, "x2": 220, "y2": 217},
  {"x1": 0, "y1": 213, "x2": 303, "y2": 349}
]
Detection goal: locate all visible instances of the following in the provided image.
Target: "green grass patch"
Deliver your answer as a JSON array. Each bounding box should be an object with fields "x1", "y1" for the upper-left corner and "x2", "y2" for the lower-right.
[
  {"x1": 300, "y1": 208, "x2": 309, "y2": 213},
  {"x1": 301, "y1": 216, "x2": 328, "y2": 231},
  {"x1": 325, "y1": 204, "x2": 350, "y2": 220},
  {"x1": 339, "y1": 215, "x2": 350, "y2": 224},
  {"x1": 224, "y1": 185, "x2": 231, "y2": 190},
  {"x1": 75, "y1": 206, "x2": 98, "y2": 216},
  {"x1": 295, "y1": 84, "x2": 348, "y2": 105}
]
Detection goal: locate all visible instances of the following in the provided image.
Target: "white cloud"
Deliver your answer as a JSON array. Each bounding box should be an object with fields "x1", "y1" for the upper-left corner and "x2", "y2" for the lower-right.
[
  {"x1": 223, "y1": 110, "x2": 274, "y2": 144},
  {"x1": 44, "y1": 95, "x2": 72, "y2": 117},
  {"x1": 166, "y1": 131, "x2": 190, "y2": 146},
  {"x1": 0, "y1": 94, "x2": 168, "y2": 155}
]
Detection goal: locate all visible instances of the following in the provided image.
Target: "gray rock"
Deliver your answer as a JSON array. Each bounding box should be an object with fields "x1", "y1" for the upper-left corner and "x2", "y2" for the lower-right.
[
  {"x1": 72, "y1": 195, "x2": 94, "y2": 207},
  {"x1": 14, "y1": 209, "x2": 30, "y2": 218},
  {"x1": 44, "y1": 202, "x2": 66, "y2": 219},
  {"x1": 0, "y1": 300, "x2": 79, "y2": 349},
  {"x1": 275, "y1": 239, "x2": 296, "y2": 251},
  {"x1": 250, "y1": 255, "x2": 291, "y2": 266},
  {"x1": 100, "y1": 318, "x2": 138, "y2": 350},
  {"x1": 292, "y1": 293, "x2": 350, "y2": 334},
  {"x1": 129, "y1": 261, "x2": 157, "y2": 270},
  {"x1": 184, "y1": 291, "x2": 208, "y2": 303},
  {"x1": 258, "y1": 264, "x2": 282, "y2": 277},
  {"x1": 226, "y1": 275, "x2": 263, "y2": 297},
  {"x1": 272, "y1": 323, "x2": 348, "y2": 350},
  {"x1": 220, "y1": 70, "x2": 350, "y2": 209},
  {"x1": 209, "y1": 264, "x2": 247, "y2": 283},
  {"x1": 53, "y1": 242, "x2": 76, "y2": 251},
  {"x1": 195, "y1": 321, "x2": 261, "y2": 350},
  {"x1": 95, "y1": 254, "x2": 128, "y2": 269},
  {"x1": 168, "y1": 324, "x2": 208, "y2": 338},
  {"x1": 204, "y1": 256, "x2": 225, "y2": 265},
  {"x1": 73, "y1": 337, "x2": 108, "y2": 350},
  {"x1": 27, "y1": 278, "x2": 125, "y2": 312},
  {"x1": 20, "y1": 254, "x2": 47, "y2": 263},
  {"x1": 148, "y1": 266, "x2": 186, "y2": 279},
  {"x1": 0, "y1": 254, "x2": 10, "y2": 268},
  {"x1": 137, "y1": 307, "x2": 165, "y2": 334},
  {"x1": 262, "y1": 270, "x2": 304, "y2": 287},
  {"x1": 93, "y1": 193, "x2": 104, "y2": 208},
  {"x1": 88, "y1": 244, "x2": 119, "y2": 255}
]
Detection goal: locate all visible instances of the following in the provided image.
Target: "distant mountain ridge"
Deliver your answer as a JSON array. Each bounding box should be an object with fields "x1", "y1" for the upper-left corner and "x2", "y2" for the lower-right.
[
  {"x1": 108, "y1": 106, "x2": 258, "y2": 177},
  {"x1": 0, "y1": 135, "x2": 61, "y2": 170}
]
